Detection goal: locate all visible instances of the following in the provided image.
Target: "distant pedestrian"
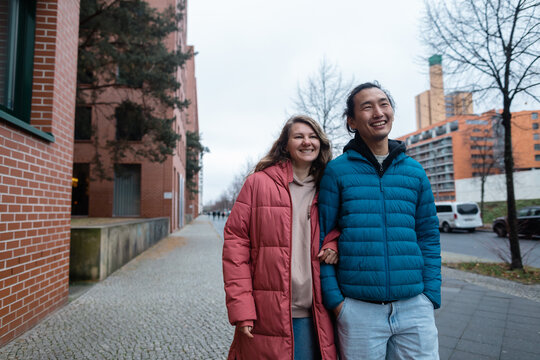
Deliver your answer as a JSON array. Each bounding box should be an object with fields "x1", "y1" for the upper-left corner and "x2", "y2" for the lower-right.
[
  {"x1": 319, "y1": 82, "x2": 441, "y2": 359},
  {"x1": 223, "y1": 115, "x2": 338, "y2": 359}
]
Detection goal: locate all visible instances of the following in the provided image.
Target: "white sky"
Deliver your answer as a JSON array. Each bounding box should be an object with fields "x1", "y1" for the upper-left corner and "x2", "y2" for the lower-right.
[{"x1": 186, "y1": 0, "x2": 537, "y2": 205}]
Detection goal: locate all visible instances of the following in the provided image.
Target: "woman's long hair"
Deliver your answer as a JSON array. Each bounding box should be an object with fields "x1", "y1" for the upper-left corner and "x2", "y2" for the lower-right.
[{"x1": 254, "y1": 115, "x2": 332, "y2": 185}]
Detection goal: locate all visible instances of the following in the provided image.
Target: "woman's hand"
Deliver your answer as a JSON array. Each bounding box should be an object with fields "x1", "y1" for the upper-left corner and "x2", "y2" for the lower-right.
[
  {"x1": 317, "y1": 248, "x2": 338, "y2": 264},
  {"x1": 237, "y1": 325, "x2": 254, "y2": 339}
]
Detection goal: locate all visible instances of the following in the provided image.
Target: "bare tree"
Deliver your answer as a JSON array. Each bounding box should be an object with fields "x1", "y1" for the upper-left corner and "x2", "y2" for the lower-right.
[
  {"x1": 227, "y1": 158, "x2": 256, "y2": 205},
  {"x1": 422, "y1": 0, "x2": 540, "y2": 269},
  {"x1": 292, "y1": 58, "x2": 354, "y2": 154},
  {"x1": 465, "y1": 113, "x2": 504, "y2": 218}
]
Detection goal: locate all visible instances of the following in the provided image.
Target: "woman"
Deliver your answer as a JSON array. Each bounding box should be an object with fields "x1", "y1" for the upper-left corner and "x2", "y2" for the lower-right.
[{"x1": 222, "y1": 115, "x2": 338, "y2": 360}]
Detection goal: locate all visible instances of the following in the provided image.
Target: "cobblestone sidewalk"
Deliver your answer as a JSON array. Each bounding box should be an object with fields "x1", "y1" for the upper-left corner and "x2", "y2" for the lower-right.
[{"x1": 0, "y1": 217, "x2": 233, "y2": 360}]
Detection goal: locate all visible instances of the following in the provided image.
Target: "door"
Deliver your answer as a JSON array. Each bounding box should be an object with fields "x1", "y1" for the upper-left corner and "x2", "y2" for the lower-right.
[{"x1": 113, "y1": 164, "x2": 141, "y2": 216}]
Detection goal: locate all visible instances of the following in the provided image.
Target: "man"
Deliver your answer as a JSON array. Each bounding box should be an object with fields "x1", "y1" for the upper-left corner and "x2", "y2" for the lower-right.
[{"x1": 319, "y1": 82, "x2": 441, "y2": 359}]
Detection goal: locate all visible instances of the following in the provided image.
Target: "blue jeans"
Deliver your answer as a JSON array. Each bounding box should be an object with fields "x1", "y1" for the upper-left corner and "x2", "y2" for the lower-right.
[
  {"x1": 293, "y1": 317, "x2": 321, "y2": 360},
  {"x1": 336, "y1": 294, "x2": 439, "y2": 360}
]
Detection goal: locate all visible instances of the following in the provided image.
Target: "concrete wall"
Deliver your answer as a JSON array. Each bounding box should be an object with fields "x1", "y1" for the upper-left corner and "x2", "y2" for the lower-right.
[
  {"x1": 70, "y1": 218, "x2": 169, "y2": 281},
  {"x1": 455, "y1": 169, "x2": 540, "y2": 202}
]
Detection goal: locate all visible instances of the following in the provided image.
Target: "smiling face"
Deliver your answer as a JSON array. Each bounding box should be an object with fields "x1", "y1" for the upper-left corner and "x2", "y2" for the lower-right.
[
  {"x1": 347, "y1": 87, "x2": 394, "y2": 149},
  {"x1": 286, "y1": 122, "x2": 321, "y2": 168}
]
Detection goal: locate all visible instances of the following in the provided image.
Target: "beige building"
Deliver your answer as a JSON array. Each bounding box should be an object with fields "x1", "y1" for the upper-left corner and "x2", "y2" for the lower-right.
[{"x1": 415, "y1": 55, "x2": 473, "y2": 129}]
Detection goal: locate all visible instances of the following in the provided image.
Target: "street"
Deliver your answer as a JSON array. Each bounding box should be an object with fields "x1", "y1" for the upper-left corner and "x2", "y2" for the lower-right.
[{"x1": 440, "y1": 230, "x2": 540, "y2": 268}]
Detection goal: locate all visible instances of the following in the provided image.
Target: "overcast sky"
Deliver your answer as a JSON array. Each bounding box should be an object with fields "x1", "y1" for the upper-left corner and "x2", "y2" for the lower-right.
[{"x1": 187, "y1": 0, "x2": 537, "y2": 206}]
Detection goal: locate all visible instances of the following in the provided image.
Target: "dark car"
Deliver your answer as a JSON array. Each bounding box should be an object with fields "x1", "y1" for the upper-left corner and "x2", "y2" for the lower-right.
[{"x1": 492, "y1": 205, "x2": 540, "y2": 238}]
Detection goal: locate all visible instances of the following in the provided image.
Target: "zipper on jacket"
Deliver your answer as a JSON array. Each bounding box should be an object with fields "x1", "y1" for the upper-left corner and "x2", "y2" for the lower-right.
[
  {"x1": 380, "y1": 176, "x2": 390, "y2": 300},
  {"x1": 286, "y1": 185, "x2": 295, "y2": 360}
]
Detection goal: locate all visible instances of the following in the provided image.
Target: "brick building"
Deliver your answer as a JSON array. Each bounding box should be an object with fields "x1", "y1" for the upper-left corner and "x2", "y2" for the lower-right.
[
  {"x1": 0, "y1": 0, "x2": 80, "y2": 345},
  {"x1": 72, "y1": 0, "x2": 200, "y2": 230},
  {"x1": 397, "y1": 110, "x2": 540, "y2": 201}
]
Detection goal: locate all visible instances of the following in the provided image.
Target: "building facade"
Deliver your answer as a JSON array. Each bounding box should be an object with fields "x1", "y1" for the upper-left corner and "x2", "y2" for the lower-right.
[
  {"x1": 398, "y1": 110, "x2": 540, "y2": 201},
  {"x1": 0, "y1": 0, "x2": 80, "y2": 345},
  {"x1": 415, "y1": 55, "x2": 473, "y2": 130},
  {"x1": 72, "y1": 0, "x2": 200, "y2": 231}
]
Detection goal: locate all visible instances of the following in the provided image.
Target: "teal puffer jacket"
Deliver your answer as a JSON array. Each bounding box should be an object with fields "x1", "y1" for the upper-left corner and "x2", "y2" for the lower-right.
[{"x1": 319, "y1": 137, "x2": 441, "y2": 310}]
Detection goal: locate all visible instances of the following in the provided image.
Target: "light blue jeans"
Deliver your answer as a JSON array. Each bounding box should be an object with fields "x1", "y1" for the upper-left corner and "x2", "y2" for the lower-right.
[
  {"x1": 336, "y1": 294, "x2": 439, "y2": 360},
  {"x1": 293, "y1": 317, "x2": 321, "y2": 360}
]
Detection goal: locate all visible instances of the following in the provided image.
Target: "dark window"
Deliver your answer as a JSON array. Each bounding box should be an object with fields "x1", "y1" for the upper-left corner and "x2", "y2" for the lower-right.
[
  {"x1": 535, "y1": 144, "x2": 540, "y2": 151},
  {"x1": 536, "y1": 155, "x2": 540, "y2": 161},
  {"x1": 518, "y1": 208, "x2": 530, "y2": 217},
  {"x1": 0, "y1": 0, "x2": 36, "y2": 123},
  {"x1": 534, "y1": 134, "x2": 539, "y2": 140},
  {"x1": 457, "y1": 204, "x2": 479, "y2": 215},
  {"x1": 72, "y1": 163, "x2": 90, "y2": 216},
  {"x1": 449, "y1": 121, "x2": 459, "y2": 131},
  {"x1": 74, "y1": 106, "x2": 92, "y2": 140},
  {"x1": 115, "y1": 101, "x2": 144, "y2": 141},
  {"x1": 436, "y1": 205, "x2": 452, "y2": 213},
  {"x1": 533, "y1": 123, "x2": 539, "y2": 130},
  {"x1": 532, "y1": 112, "x2": 538, "y2": 120}
]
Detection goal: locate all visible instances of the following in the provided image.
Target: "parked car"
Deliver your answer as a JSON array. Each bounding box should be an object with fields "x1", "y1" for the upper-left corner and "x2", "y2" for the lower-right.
[
  {"x1": 492, "y1": 205, "x2": 540, "y2": 238},
  {"x1": 435, "y1": 201, "x2": 483, "y2": 233}
]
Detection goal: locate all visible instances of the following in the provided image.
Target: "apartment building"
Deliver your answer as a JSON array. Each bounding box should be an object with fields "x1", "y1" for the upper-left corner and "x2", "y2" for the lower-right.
[
  {"x1": 72, "y1": 0, "x2": 200, "y2": 231},
  {"x1": 0, "y1": 0, "x2": 80, "y2": 345},
  {"x1": 415, "y1": 55, "x2": 473, "y2": 130},
  {"x1": 398, "y1": 110, "x2": 540, "y2": 201}
]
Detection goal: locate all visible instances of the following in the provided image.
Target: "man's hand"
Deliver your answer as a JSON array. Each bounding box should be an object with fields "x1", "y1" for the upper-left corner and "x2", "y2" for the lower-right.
[
  {"x1": 317, "y1": 249, "x2": 338, "y2": 264},
  {"x1": 333, "y1": 301, "x2": 344, "y2": 317},
  {"x1": 237, "y1": 325, "x2": 254, "y2": 338}
]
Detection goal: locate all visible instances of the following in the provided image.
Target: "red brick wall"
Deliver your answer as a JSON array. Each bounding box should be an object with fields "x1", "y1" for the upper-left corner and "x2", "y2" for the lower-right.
[
  {"x1": 74, "y1": 0, "x2": 196, "y2": 231},
  {"x1": 0, "y1": 0, "x2": 79, "y2": 346}
]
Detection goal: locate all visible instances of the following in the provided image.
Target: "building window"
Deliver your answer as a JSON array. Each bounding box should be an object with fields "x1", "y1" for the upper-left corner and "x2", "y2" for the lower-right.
[
  {"x1": 534, "y1": 134, "x2": 540, "y2": 140},
  {"x1": 532, "y1": 112, "x2": 538, "y2": 120},
  {"x1": 0, "y1": 0, "x2": 36, "y2": 123},
  {"x1": 449, "y1": 121, "x2": 459, "y2": 131},
  {"x1": 74, "y1": 106, "x2": 92, "y2": 140},
  {"x1": 536, "y1": 155, "x2": 540, "y2": 161},
  {"x1": 533, "y1": 123, "x2": 539, "y2": 130},
  {"x1": 535, "y1": 144, "x2": 540, "y2": 151},
  {"x1": 115, "y1": 101, "x2": 144, "y2": 141}
]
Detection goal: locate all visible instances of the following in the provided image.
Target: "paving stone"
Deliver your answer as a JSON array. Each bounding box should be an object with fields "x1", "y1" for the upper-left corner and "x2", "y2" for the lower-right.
[{"x1": 456, "y1": 339, "x2": 501, "y2": 357}]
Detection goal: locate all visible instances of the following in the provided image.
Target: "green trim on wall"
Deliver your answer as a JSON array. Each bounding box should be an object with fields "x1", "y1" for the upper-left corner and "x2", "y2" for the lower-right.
[{"x1": 0, "y1": 109, "x2": 55, "y2": 142}]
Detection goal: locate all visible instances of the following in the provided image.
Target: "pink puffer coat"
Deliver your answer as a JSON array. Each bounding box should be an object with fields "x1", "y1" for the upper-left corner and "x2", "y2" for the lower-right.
[{"x1": 222, "y1": 161, "x2": 337, "y2": 360}]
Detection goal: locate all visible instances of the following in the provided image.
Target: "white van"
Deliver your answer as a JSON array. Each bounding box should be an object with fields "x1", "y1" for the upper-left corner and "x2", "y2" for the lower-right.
[{"x1": 435, "y1": 202, "x2": 483, "y2": 233}]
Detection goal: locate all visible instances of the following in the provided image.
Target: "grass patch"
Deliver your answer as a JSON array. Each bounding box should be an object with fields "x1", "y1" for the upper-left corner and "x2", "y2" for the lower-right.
[
  {"x1": 443, "y1": 262, "x2": 540, "y2": 285},
  {"x1": 481, "y1": 199, "x2": 540, "y2": 225}
]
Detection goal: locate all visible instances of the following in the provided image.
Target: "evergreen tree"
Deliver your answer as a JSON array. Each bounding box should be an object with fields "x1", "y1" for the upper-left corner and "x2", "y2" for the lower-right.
[
  {"x1": 185, "y1": 131, "x2": 209, "y2": 195},
  {"x1": 77, "y1": 0, "x2": 192, "y2": 176}
]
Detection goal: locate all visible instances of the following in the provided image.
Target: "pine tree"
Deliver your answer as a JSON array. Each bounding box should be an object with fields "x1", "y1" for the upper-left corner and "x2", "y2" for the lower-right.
[{"x1": 77, "y1": 0, "x2": 192, "y2": 177}]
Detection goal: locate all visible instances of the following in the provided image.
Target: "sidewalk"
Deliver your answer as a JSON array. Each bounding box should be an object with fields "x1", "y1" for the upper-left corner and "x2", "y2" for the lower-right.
[{"x1": 0, "y1": 216, "x2": 539, "y2": 359}]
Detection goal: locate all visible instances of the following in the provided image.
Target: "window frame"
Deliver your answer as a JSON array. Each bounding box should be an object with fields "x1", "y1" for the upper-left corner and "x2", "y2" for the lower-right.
[{"x1": 0, "y1": 0, "x2": 53, "y2": 142}]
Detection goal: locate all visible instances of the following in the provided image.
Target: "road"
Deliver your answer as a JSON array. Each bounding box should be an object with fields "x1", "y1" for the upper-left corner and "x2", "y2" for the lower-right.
[{"x1": 440, "y1": 230, "x2": 540, "y2": 268}]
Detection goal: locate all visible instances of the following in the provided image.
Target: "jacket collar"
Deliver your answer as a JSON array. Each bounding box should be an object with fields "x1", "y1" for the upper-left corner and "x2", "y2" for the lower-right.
[
  {"x1": 262, "y1": 160, "x2": 294, "y2": 187},
  {"x1": 343, "y1": 133, "x2": 407, "y2": 176}
]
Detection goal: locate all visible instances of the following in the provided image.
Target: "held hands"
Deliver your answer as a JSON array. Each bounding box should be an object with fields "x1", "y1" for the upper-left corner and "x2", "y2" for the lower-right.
[
  {"x1": 317, "y1": 248, "x2": 338, "y2": 264},
  {"x1": 237, "y1": 325, "x2": 254, "y2": 339}
]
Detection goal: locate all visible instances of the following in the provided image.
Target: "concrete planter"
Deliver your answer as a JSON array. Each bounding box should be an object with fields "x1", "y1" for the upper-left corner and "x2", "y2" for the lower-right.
[{"x1": 70, "y1": 217, "x2": 169, "y2": 281}]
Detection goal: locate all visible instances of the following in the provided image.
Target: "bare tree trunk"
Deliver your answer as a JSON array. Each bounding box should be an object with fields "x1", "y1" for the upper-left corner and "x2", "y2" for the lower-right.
[
  {"x1": 502, "y1": 102, "x2": 522, "y2": 269},
  {"x1": 480, "y1": 176, "x2": 485, "y2": 222}
]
